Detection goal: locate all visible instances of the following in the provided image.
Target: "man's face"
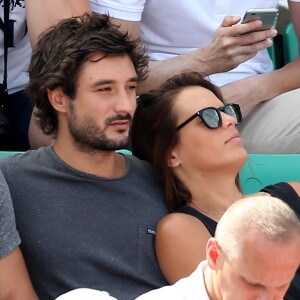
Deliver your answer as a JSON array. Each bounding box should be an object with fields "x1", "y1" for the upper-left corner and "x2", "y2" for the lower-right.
[
  {"x1": 66, "y1": 53, "x2": 138, "y2": 152},
  {"x1": 215, "y1": 231, "x2": 300, "y2": 300}
]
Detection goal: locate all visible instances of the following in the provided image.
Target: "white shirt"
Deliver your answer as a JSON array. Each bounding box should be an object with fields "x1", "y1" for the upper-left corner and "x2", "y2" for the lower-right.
[
  {"x1": 91, "y1": 0, "x2": 299, "y2": 86},
  {"x1": 0, "y1": 0, "x2": 31, "y2": 94},
  {"x1": 55, "y1": 262, "x2": 209, "y2": 300},
  {"x1": 135, "y1": 261, "x2": 210, "y2": 300},
  {"x1": 55, "y1": 289, "x2": 118, "y2": 300}
]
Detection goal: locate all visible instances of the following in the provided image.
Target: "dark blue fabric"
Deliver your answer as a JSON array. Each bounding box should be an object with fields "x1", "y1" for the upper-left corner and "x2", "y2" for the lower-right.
[{"x1": 6, "y1": 90, "x2": 32, "y2": 150}]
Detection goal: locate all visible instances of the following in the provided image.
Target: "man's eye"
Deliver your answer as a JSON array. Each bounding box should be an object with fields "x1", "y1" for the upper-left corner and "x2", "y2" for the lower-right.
[
  {"x1": 127, "y1": 85, "x2": 137, "y2": 90},
  {"x1": 98, "y1": 87, "x2": 112, "y2": 92}
]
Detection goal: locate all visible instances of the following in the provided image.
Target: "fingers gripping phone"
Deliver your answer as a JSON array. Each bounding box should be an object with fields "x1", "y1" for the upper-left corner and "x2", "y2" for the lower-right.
[{"x1": 242, "y1": 8, "x2": 279, "y2": 31}]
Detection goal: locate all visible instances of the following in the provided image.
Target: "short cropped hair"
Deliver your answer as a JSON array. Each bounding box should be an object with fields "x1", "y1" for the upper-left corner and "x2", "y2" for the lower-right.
[
  {"x1": 27, "y1": 13, "x2": 148, "y2": 137},
  {"x1": 215, "y1": 195, "x2": 300, "y2": 261}
]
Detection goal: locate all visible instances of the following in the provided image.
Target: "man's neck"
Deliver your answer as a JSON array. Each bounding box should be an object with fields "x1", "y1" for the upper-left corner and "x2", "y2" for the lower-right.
[
  {"x1": 53, "y1": 139, "x2": 128, "y2": 179},
  {"x1": 203, "y1": 263, "x2": 219, "y2": 300}
]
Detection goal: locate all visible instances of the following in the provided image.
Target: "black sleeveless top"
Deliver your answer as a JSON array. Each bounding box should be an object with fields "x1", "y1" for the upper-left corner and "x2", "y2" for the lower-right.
[
  {"x1": 176, "y1": 206, "x2": 217, "y2": 236},
  {"x1": 176, "y1": 182, "x2": 300, "y2": 300}
]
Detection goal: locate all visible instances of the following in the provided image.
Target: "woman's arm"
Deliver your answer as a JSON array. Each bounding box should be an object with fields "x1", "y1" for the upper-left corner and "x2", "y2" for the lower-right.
[{"x1": 155, "y1": 213, "x2": 212, "y2": 284}]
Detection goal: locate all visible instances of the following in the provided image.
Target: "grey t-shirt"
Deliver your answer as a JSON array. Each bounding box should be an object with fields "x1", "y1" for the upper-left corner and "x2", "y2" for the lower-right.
[
  {"x1": 0, "y1": 147, "x2": 169, "y2": 300},
  {"x1": 0, "y1": 170, "x2": 21, "y2": 259}
]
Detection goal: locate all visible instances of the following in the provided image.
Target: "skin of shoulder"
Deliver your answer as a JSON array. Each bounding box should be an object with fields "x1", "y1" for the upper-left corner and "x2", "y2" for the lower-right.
[
  {"x1": 287, "y1": 181, "x2": 300, "y2": 196},
  {"x1": 155, "y1": 212, "x2": 212, "y2": 284}
]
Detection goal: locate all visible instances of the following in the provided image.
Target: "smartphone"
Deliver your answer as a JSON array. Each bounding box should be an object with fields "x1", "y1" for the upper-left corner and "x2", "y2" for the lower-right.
[{"x1": 242, "y1": 8, "x2": 279, "y2": 31}]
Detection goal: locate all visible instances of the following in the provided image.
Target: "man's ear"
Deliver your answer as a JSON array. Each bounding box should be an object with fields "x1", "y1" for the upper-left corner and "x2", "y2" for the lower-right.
[
  {"x1": 167, "y1": 150, "x2": 181, "y2": 168},
  {"x1": 206, "y1": 238, "x2": 220, "y2": 270},
  {"x1": 47, "y1": 87, "x2": 68, "y2": 113}
]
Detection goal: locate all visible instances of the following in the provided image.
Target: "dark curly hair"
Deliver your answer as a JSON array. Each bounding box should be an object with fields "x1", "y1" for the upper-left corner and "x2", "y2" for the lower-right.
[
  {"x1": 26, "y1": 13, "x2": 149, "y2": 137},
  {"x1": 131, "y1": 71, "x2": 240, "y2": 211}
]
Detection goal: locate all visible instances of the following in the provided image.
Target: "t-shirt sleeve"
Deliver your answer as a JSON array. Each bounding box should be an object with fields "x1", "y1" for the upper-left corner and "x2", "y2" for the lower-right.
[
  {"x1": 90, "y1": 0, "x2": 146, "y2": 21},
  {"x1": 261, "y1": 182, "x2": 300, "y2": 218},
  {"x1": 0, "y1": 171, "x2": 21, "y2": 259}
]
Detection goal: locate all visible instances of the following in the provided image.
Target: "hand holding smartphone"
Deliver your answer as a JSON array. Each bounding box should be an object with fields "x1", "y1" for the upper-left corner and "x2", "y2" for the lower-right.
[{"x1": 242, "y1": 8, "x2": 279, "y2": 31}]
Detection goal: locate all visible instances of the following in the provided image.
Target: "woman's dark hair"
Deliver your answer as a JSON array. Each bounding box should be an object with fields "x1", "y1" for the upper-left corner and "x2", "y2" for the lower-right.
[
  {"x1": 131, "y1": 71, "x2": 227, "y2": 211},
  {"x1": 26, "y1": 13, "x2": 148, "y2": 137}
]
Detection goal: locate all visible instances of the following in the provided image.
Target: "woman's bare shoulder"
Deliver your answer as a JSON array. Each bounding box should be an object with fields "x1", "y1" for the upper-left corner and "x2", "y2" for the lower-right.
[
  {"x1": 287, "y1": 181, "x2": 300, "y2": 196},
  {"x1": 157, "y1": 212, "x2": 210, "y2": 235}
]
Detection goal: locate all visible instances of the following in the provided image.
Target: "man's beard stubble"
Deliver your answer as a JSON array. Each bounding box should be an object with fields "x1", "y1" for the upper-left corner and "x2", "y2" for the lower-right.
[{"x1": 68, "y1": 104, "x2": 132, "y2": 154}]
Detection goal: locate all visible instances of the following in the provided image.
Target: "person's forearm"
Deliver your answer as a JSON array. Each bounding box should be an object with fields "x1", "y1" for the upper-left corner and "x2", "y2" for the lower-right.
[
  {"x1": 25, "y1": 0, "x2": 90, "y2": 49},
  {"x1": 218, "y1": 57, "x2": 300, "y2": 117},
  {"x1": 261, "y1": 57, "x2": 300, "y2": 100},
  {"x1": 137, "y1": 50, "x2": 214, "y2": 94},
  {"x1": 110, "y1": 15, "x2": 276, "y2": 94},
  {"x1": 137, "y1": 27, "x2": 276, "y2": 93}
]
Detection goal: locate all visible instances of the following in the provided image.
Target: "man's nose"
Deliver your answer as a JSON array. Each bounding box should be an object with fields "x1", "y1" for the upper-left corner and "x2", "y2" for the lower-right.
[{"x1": 114, "y1": 90, "x2": 136, "y2": 113}]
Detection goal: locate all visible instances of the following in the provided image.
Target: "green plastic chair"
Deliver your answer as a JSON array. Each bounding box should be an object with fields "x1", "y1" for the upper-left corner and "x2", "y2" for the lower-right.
[
  {"x1": 239, "y1": 154, "x2": 300, "y2": 194},
  {"x1": 116, "y1": 149, "x2": 132, "y2": 155},
  {"x1": 267, "y1": 23, "x2": 299, "y2": 69},
  {"x1": 267, "y1": 35, "x2": 284, "y2": 69},
  {"x1": 0, "y1": 150, "x2": 132, "y2": 158},
  {"x1": 0, "y1": 151, "x2": 23, "y2": 158},
  {"x1": 1, "y1": 151, "x2": 298, "y2": 196},
  {"x1": 283, "y1": 23, "x2": 299, "y2": 64}
]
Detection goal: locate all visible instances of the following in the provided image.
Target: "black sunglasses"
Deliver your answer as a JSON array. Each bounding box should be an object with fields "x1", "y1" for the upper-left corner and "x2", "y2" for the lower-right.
[{"x1": 176, "y1": 103, "x2": 242, "y2": 131}]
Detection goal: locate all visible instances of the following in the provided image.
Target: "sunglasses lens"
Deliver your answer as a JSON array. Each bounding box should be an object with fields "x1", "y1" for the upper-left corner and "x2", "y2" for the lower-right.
[
  {"x1": 202, "y1": 108, "x2": 220, "y2": 128},
  {"x1": 224, "y1": 105, "x2": 242, "y2": 125}
]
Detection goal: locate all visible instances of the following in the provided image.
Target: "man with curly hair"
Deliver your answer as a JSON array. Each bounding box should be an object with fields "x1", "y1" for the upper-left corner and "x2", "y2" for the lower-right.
[{"x1": 0, "y1": 13, "x2": 168, "y2": 300}]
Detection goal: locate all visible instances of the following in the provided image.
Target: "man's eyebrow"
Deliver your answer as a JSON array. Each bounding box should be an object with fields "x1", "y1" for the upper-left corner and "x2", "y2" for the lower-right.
[
  {"x1": 90, "y1": 77, "x2": 139, "y2": 88},
  {"x1": 128, "y1": 76, "x2": 139, "y2": 83},
  {"x1": 241, "y1": 276, "x2": 264, "y2": 288},
  {"x1": 277, "y1": 281, "x2": 292, "y2": 289},
  {"x1": 243, "y1": 277, "x2": 291, "y2": 290},
  {"x1": 90, "y1": 79, "x2": 115, "y2": 87}
]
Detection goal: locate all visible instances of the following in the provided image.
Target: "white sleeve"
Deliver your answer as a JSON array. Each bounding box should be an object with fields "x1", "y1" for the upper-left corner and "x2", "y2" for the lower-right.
[
  {"x1": 90, "y1": 0, "x2": 147, "y2": 21},
  {"x1": 55, "y1": 289, "x2": 118, "y2": 300}
]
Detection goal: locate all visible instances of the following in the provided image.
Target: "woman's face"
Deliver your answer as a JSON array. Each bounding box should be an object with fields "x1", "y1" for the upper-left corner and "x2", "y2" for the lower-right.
[{"x1": 170, "y1": 86, "x2": 248, "y2": 174}]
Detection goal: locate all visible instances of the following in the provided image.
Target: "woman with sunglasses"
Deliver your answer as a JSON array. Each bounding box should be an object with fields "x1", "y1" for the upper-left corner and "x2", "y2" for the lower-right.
[{"x1": 130, "y1": 71, "x2": 300, "y2": 299}]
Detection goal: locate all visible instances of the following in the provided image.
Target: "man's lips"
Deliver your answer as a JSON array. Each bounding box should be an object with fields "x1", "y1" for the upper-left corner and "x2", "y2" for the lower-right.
[{"x1": 109, "y1": 120, "x2": 130, "y2": 130}]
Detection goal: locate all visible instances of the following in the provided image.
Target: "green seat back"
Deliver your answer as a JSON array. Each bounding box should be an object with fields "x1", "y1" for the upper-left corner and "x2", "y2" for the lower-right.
[
  {"x1": 116, "y1": 149, "x2": 132, "y2": 155},
  {"x1": 0, "y1": 151, "x2": 23, "y2": 158},
  {"x1": 1, "y1": 152, "x2": 298, "y2": 196},
  {"x1": 239, "y1": 154, "x2": 300, "y2": 194},
  {"x1": 267, "y1": 35, "x2": 284, "y2": 69},
  {"x1": 0, "y1": 150, "x2": 132, "y2": 158},
  {"x1": 283, "y1": 23, "x2": 299, "y2": 64}
]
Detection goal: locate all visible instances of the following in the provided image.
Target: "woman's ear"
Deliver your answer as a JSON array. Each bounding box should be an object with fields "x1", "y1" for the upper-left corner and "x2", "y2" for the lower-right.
[
  {"x1": 167, "y1": 150, "x2": 181, "y2": 168},
  {"x1": 47, "y1": 87, "x2": 68, "y2": 113}
]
